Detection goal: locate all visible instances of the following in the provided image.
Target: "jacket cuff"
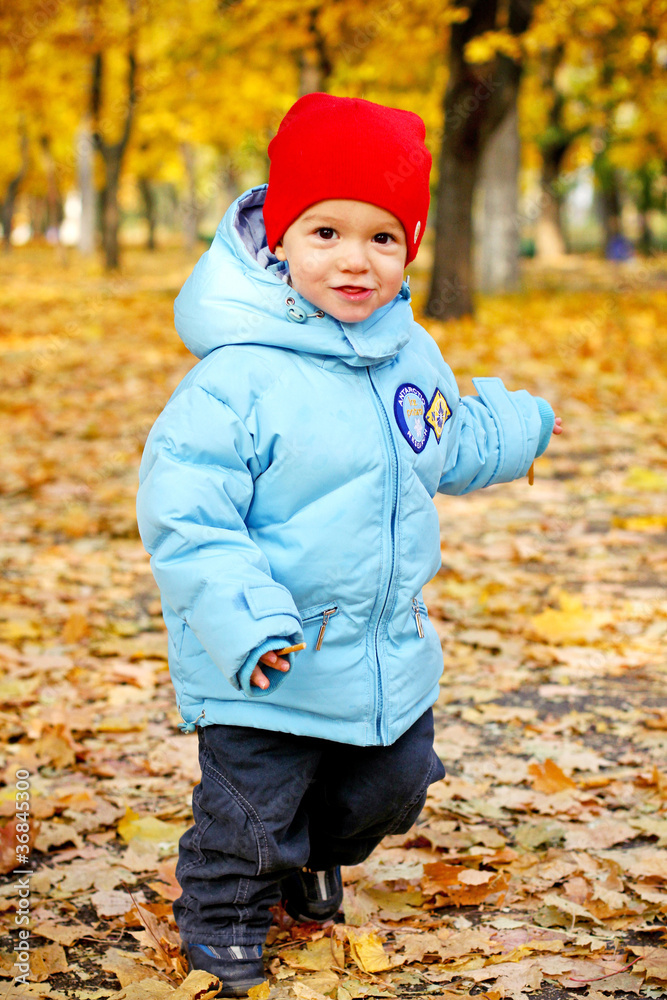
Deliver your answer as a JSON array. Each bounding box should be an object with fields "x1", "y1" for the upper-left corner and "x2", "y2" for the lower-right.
[
  {"x1": 535, "y1": 397, "x2": 555, "y2": 457},
  {"x1": 237, "y1": 635, "x2": 302, "y2": 698},
  {"x1": 471, "y1": 376, "x2": 541, "y2": 482}
]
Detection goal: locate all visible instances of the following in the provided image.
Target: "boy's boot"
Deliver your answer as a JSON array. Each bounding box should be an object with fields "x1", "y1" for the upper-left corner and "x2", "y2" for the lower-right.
[
  {"x1": 181, "y1": 942, "x2": 265, "y2": 997},
  {"x1": 281, "y1": 866, "x2": 343, "y2": 923}
]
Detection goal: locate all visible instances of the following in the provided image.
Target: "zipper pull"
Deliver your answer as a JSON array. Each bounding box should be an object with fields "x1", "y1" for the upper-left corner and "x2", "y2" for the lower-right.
[
  {"x1": 412, "y1": 598, "x2": 425, "y2": 638},
  {"x1": 315, "y1": 607, "x2": 338, "y2": 650}
]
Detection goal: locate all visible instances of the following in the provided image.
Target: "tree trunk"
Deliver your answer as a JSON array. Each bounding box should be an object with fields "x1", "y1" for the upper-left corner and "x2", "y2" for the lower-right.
[
  {"x1": 30, "y1": 195, "x2": 48, "y2": 236},
  {"x1": 138, "y1": 176, "x2": 156, "y2": 250},
  {"x1": 90, "y1": 48, "x2": 137, "y2": 270},
  {"x1": 298, "y1": 6, "x2": 332, "y2": 96},
  {"x1": 637, "y1": 209, "x2": 652, "y2": 256},
  {"x1": 535, "y1": 148, "x2": 567, "y2": 258},
  {"x1": 77, "y1": 119, "x2": 96, "y2": 255},
  {"x1": 181, "y1": 142, "x2": 199, "y2": 252},
  {"x1": 426, "y1": 0, "x2": 536, "y2": 320},
  {"x1": 477, "y1": 100, "x2": 520, "y2": 294},
  {"x1": 101, "y1": 147, "x2": 123, "y2": 269},
  {"x1": 595, "y1": 159, "x2": 622, "y2": 250},
  {"x1": 2, "y1": 128, "x2": 29, "y2": 251},
  {"x1": 40, "y1": 134, "x2": 64, "y2": 239},
  {"x1": 635, "y1": 164, "x2": 653, "y2": 256},
  {"x1": 532, "y1": 42, "x2": 569, "y2": 260}
]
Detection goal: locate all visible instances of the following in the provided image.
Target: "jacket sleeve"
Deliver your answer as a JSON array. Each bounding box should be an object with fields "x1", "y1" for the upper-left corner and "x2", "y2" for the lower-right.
[
  {"x1": 438, "y1": 376, "x2": 555, "y2": 496},
  {"x1": 136, "y1": 385, "x2": 303, "y2": 697}
]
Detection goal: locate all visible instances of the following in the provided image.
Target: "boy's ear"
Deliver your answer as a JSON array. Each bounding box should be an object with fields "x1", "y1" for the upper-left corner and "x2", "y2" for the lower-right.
[{"x1": 275, "y1": 241, "x2": 287, "y2": 261}]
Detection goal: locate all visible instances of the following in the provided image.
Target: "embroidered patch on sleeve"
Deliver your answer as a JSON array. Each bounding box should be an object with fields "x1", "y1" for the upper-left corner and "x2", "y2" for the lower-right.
[
  {"x1": 394, "y1": 384, "x2": 429, "y2": 453},
  {"x1": 425, "y1": 388, "x2": 452, "y2": 442}
]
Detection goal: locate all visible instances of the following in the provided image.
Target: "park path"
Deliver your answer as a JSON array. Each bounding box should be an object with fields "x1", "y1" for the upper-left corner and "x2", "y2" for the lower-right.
[{"x1": 0, "y1": 247, "x2": 665, "y2": 998}]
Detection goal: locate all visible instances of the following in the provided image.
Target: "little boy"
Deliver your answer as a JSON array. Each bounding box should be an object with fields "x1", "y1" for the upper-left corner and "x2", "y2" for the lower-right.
[{"x1": 136, "y1": 93, "x2": 561, "y2": 996}]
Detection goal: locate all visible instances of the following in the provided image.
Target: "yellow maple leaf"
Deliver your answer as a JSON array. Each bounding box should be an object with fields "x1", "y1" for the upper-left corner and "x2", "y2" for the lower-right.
[
  {"x1": 346, "y1": 928, "x2": 390, "y2": 973},
  {"x1": 172, "y1": 970, "x2": 225, "y2": 998},
  {"x1": 528, "y1": 759, "x2": 577, "y2": 793},
  {"x1": 624, "y1": 466, "x2": 667, "y2": 492},
  {"x1": 117, "y1": 806, "x2": 186, "y2": 845},
  {"x1": 281, "y1": 936, "x2": 343, "y2": 972},
  {"x1": 529, "y1": 593, "x2": 612, "y2": 643},
  {"x1": 247, "y1": 983, "x2": 271, "y2": 1000},
  {"x1": 613, "y1": 514, "x2": 667, "y2": 531}
]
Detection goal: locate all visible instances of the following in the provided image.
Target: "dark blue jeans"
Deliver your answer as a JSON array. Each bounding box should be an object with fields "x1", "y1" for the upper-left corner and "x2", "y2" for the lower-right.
[{"x1": 174, "y1": 708, "x2": 445, "y2": 947}]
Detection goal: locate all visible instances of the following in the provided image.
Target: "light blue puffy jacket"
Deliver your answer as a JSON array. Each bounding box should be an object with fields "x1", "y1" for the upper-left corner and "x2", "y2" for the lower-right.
[{"x1": 136, "y1": 184, "x2": 554, "y2": 746}]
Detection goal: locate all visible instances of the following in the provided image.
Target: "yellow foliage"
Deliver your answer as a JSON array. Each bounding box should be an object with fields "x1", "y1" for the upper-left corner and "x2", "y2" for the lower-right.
[
  {"x1": 612, "y1": 515, "x2": 667, "y2": 532},
  {"x1": 345, "y1": 928, "x2": 391, "y2": 973},
  {"x1": 117, "y1": 806, "x2": 187, "y2": 845},
  {"x1": 281, "y1": 937, "x2": 344, "y2": 972},
  {"x1": 624, "y1": 467, "x2": 667, "y2": 493},
  {"x1": 529, "y1": 759, "x2": 578, "y2": 794},
  {"x1": 465, "y1": 31, "x2": 523, "y2": 65},
  {"x1": 247, "y1": 983, "x2": 271, "y2": 1000},
  {"x1": 529, "y1": 593, "x2": 613, "y2": 644}
]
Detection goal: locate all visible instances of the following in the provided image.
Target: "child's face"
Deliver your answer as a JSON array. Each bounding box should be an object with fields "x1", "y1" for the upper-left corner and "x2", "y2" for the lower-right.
[{"x1": 274, "y1": 200, "x2": 407, "y2": 323}]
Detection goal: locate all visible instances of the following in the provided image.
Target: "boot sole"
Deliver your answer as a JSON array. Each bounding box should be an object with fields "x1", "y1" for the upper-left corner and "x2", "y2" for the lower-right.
[{"x1": 213, "y1": 978, "x2": 266, "y2": 999}]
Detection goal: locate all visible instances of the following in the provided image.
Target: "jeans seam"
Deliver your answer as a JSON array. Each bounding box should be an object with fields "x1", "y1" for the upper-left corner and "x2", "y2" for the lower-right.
[
  {"x1": 232, "y1": 879, "x2": 252, "y2": 945},
  {"x1": 201, "y1": 754, "x2": 271, "y2": 874},
  {"x1": 385, "y1": 755, "x2": 436, "y2": 835}
]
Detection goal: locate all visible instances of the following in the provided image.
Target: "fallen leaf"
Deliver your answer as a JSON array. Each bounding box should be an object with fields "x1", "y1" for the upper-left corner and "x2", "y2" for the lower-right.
[
  {"x1": 529, "y1": 593, "x2": 613, "y2": 643},
  {"x1": 117, "y1": 807, "x2": 187, "y2": 845},
  {"x1": 564, "y1": 821, "x2": 639, "y2": 850},
  {"x1": 345, "y1": 928, "x2": 390, "y2": 973},
  {"x1": 528, "y1": 759, "x2": 577, "y2": 793},
  {"x1": 631, "y1": 946, "x2": 667, "y2": 981},
  {"x1": 281, "y1": 937, "x2": 343, "y2": 972},
  {"x1": 100, "y1": 948, "x2": 166, "y2": 987},
  {"x1": 247, "y1": 983, "x2": 271, "y2": 1000},
  {"x1": 290, "y1": 984, "x2": 330, "y2": 1000}
]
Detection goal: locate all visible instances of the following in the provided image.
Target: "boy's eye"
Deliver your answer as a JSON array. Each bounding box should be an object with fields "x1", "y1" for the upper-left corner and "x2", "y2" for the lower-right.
[
  {"x1": 373, "y1": 232, "x2": 396, "y2": 244},
  {"x1": 315, "y1": 227, "x2": 336, "y2": 240}
]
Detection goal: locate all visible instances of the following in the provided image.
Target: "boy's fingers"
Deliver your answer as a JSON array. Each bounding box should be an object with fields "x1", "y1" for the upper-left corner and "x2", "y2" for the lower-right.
[
  {"x1": 250, "y1": 665, "x2": 270, "y2": 689},
  {"x1": 258, "y1": 652, "x2": 290, "y2": 671}
]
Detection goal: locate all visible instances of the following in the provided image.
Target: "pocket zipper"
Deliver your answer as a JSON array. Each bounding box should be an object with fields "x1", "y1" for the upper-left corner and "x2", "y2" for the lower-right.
[
  {"x1": 412, "y1": 598, "x2": 425, "y2": 639},
  {"x1": 312, "y1": 606, "x2": 338, "y2": 650}
]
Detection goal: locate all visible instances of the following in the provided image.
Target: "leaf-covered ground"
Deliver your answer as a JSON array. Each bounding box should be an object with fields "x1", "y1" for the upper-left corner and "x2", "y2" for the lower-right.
[{"x1": 0, "y1": 246, "x2": 666, "y2": 1000}]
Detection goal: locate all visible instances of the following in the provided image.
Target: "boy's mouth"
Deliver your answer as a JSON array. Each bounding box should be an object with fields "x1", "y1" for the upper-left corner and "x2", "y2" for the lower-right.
[{"x1": 333, "y1": 286, "x2": 374, "y2": 302}]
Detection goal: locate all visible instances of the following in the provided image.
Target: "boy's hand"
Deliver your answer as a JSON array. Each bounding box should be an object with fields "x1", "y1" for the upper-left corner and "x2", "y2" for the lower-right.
[
  {"x1": 250, "y1": 650, "x2": 290, "y2": 690},
  {"x1": 553, "y1": 416, "x2": 563, "y2": 435}
]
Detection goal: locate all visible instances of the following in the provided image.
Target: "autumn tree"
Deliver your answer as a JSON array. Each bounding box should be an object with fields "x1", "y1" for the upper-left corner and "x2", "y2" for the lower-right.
[
  {"x1": 0, "y1": 1, "x2": 81, "y2": 249},
  {"x1": 521, "y1": 0, "x2": 667, "y2": 259},
  {"x1": 426, "y1": 0, "x2": 537, "y2": 320}
]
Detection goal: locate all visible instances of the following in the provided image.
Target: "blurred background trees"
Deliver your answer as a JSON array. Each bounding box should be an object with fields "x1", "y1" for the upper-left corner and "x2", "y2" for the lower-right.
[{"x1": 1, "y1": 0, "x2": 666, "y2": 316}]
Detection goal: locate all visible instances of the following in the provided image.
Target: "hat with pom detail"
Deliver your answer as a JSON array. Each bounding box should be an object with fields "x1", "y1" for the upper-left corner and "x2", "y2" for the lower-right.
[{"x1": 263, "y1": 93, "x2": 432, "y2": 265}]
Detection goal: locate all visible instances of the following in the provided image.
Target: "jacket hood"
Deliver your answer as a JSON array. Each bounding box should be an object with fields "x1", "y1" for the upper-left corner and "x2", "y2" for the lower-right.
[{"x1": 174, "y1": 184, "x2": 414, "y2": 367}]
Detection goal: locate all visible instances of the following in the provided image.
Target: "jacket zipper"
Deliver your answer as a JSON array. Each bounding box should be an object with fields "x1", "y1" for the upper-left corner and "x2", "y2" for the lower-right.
[
  {"x1": 314, "y1": 607, "x2": 338, "y2": 650},
  {"x1": 412, "y1": 598, "x2": 425, "y2": 638},
  {"x1": 367, "y1": 368, "x2": 399, "y2": 743}
]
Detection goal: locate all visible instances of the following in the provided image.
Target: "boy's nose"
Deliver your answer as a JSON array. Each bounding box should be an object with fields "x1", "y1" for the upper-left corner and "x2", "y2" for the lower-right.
[{"x1": 336, "y1": 241, "x2": 369, "y2": 273}]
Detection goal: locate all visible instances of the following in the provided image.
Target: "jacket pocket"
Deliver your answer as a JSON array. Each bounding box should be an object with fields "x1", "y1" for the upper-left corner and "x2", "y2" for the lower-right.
[
  {"x1": 243, "y1": 581, "x2": 299, "y2": 620},
  {"x1": 299, "y1": 601, "x2": 339, "y2": 651}
]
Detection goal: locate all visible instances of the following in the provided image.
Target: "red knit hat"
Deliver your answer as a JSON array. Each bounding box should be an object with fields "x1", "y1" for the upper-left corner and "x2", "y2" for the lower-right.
[{"x1": 263, "y1": 93, "x2": 432, "y2": 265}]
